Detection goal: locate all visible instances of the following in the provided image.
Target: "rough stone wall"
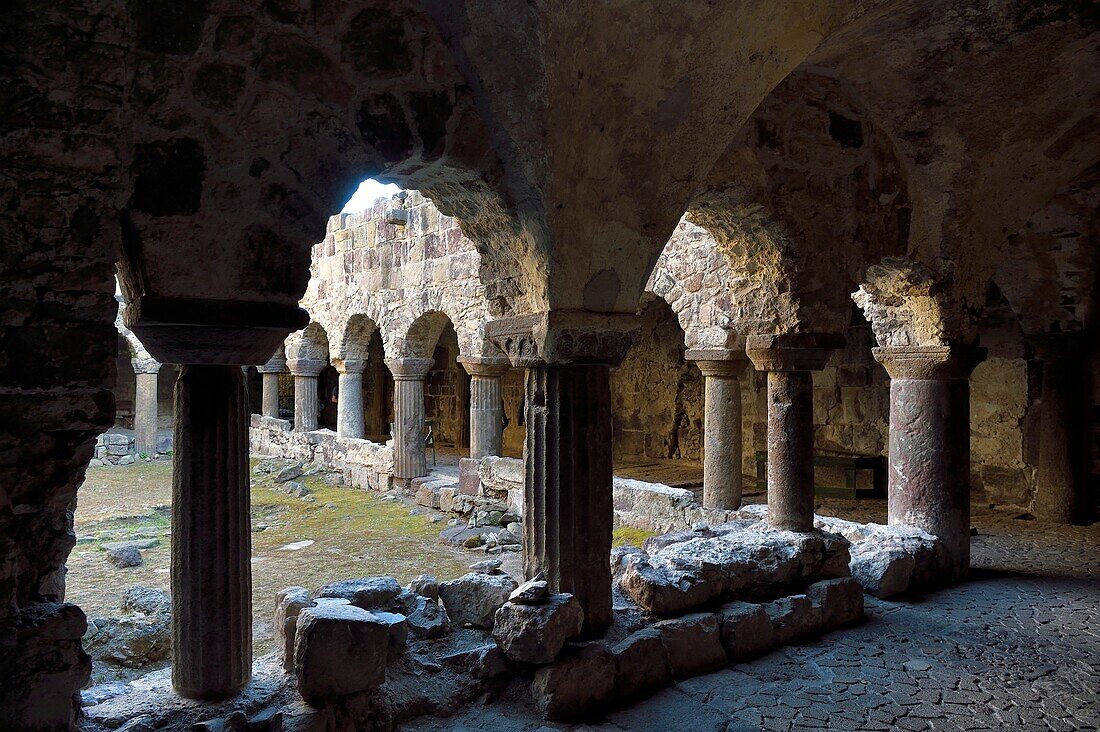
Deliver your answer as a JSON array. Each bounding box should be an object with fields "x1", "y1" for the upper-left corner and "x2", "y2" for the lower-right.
[
  {"x1": 612, "y1": 299, "x2": 703, "y2": 462},
  {"x1": 424, "y1": 329, "x2": 467, "y2": 448},
  {"x1": 299, "y1": 191, "x2": 498, "y2": 363}
]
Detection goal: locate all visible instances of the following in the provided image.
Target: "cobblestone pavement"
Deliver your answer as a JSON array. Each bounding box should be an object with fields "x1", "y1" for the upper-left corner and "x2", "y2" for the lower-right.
[{"x1": 403, "y1": 507, "x2": 1100, "y2": 731}]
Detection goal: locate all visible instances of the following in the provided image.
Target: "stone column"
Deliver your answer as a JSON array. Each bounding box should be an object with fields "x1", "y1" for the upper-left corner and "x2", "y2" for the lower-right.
[
  {"x1": 387, "y1": 357, "x2": 434, "y2": 482},
  {"x1": 687, "y1": 350, "x2": 747, "y2": 510},
  {"x1": 257, "y1": 349, "x2": 286, "y2": 419},
  {"x1": 334, "y1": 359, "x2": 367, "y2": 439},
  {"x1": 132, "y1": 357, "x2": 162, "y2": 456},
  {"x1": 459, "y1": 357, "x2": 510, "y2": 459},
  {"x1": 1031, "y1": 333, "x2": 1087, "y2": 524},
  {"x1": 747, "y1": 333, "x2": 842, "y2": 532},
  {"x1": 874, "y1": 345, "x2": 985, "y2": 580},
  {"x1": 288, "y1": 358, "x2": 325, "y2": 432},
  {"x1": 488, "y1": 312, "x2": 638, "y2": 636},
  {"x1": 171, "y1": 365, "x2": 252, "y2": 699}
]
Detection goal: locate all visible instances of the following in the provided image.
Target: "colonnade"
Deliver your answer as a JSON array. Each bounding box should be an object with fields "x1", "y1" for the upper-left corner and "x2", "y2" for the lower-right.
[{"x1": 165, "y1": 317, "x2": 1082, "y2": 698}]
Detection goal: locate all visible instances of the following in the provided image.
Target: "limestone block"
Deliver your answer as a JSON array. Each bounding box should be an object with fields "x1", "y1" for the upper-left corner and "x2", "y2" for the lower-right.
[
  {"x1": 618, "y1": 522, "x2": 849, "y2": 616},
  {"x1": 275, "y1": 462, "x2": 304, "y2": 483},
  {"x1": 717, "y1": 601, "x2": 776, "y2": 661},
  {"x1": 317, "y1": 576, "x2": 401, "y2": 610},
  {"x1": 439, "y1": 572, "x2": 518, "y2": 628},
  {"x1": 850, "y1": 546, "x2": 915, "y2": 598},
  {"x1": 806, "y1": 577, "x2": 864, "y2": 627},
  {"x1": 275, "y1": 587, "x2": 312, "y2": 672},
  {"x1": 293, "y1": 605, "x2": 388, "y2": 705},
  {"x1": 492, "y1": 594, "x2": 583, "y2": 664},
  {"x1": 765, "y1": 595, "x2": 822, "y2": 645},
  {"x1": 531, "y1": 643, "x2": 616, "y2": 721},
  {"x1": 611, "y1": 628, "x2": 672, "y2": 699},
  {"x1": 652, "y1": 613, "x2": 727, "y2": 678}
]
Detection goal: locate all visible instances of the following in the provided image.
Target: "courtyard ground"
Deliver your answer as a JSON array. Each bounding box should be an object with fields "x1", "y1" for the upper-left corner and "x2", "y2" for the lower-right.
[
  {"x1": 69, "y1": 459, "x2": 650, "y2": 685},
  {"x1": 402, "y1": 504, "x2": 1100, "y2": 731}
]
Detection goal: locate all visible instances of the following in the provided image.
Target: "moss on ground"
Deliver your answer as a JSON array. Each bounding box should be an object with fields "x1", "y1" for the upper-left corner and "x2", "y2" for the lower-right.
[{"x1": 612, "y1": 525, "x2": 656, "y2": 548}]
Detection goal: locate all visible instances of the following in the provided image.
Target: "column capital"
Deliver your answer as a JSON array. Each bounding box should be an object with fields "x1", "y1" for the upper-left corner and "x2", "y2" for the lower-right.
[
  {"x1": 485, "y1": 310, "x2": 639, "y2": 368},
  {"x1": 386, "y1": 357, "x2": 434, "y2": 380},
  {"x1": 257, "y1": 353, "x2": 287, "y2": 374},
  {"x1": 457, "y1": 356, "x2": 510, "y2": 378},
  {"x1": 746, "y1": 332, "x2": 843, "y2": 372},
  {"x1": 685, "y1": 349, "x2": 749, "y2": 378},
  {"x1": 1027, "y1": 330, "x2": 1086, "y2": 360},
  {"x1": 332, "y1": 358, "x2": 367, "y2": 375},
  {"x1": 287, "y1": 358, "x2": 326, "y2": 377},
  {"x1": 132, "y1": 357, "x2": 162, "y2": 375},
  {"x1": 872, "y1": 345, "x2": 986, "y2": 380}
]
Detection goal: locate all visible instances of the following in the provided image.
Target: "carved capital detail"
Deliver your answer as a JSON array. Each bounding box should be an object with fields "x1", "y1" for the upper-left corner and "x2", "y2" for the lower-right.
[
  {"x1": 745, "y1": 332, "x2": 844, "y2": 372},
  {"x1": 457, "y1": 356, "x2": 511, "y2": 378},
  {"x1": 485, "y1": 311, "x2": 640, "y2": 367},
  {"x1": 287, "y1": 358, "x2": 326, "y2": 377},
  {"x1": 872, "y1": 345, "x2": 986, "y2": 380},
  {"x1": 332, "y1": 358, "x2": 367, "y2": 375},
  {"x1": 385, "y1": 357, "x2": 434, "y2": 380}
]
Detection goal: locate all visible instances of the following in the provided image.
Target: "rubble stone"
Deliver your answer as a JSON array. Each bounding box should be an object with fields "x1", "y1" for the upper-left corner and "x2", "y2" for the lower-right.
[
  {"x1": 806, "y1": 577, "x2": 865, "y2": 627},
  {"x1": 765, "y1": 594, "x2": 823, "y2": 645},
  {"x1": 275, "y1": 586, "x2": 312, "y2": 672},
  {"x1": 717, "y1": 601, "x2": 777, "y2": 661},
  {"x1": 652, "y1": 612, "x2": 728, "y2": 678},
  {"x1": 293, "y1": 604, "x2": 388, "y2": 704},
  {"x1": 531, "y1": 643, "x2": 616, "y2": 721},
  {"x1": 492, "y1": 594, "x2": 583, "y2": 664},
  {"x1": 317, "y1": 576, "x2": 401, "y2": 610},
  {"x1": 439, "y1": 572, "x2": 518, "y2": 628},
  {"x1": 611, "y1": 628, "x2": 672, "y2": 699}
]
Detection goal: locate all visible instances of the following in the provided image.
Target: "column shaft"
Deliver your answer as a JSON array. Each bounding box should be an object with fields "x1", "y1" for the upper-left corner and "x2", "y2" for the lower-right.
[
  {"x1": 695, "y1": 360, "x2": 744, "y2": 510},
  {"x1": 1033, "y1": 351, "x2": 1085, "y2": 523},
  {"x1": 876, "y1": 345, "x2": 984, "y2": 581},
  {"x1": 389, "y1": 358, "x2": 433, "y2": 481},
  {"x1": 134, "y1": 371, "x2": 159, "y2": 456},
  {"x1": 294, "y1": 375, "x2": 318, "y2": 432},
  {"x1": 525, "y1": 364, "x2": 614, "y2": 635},
  {"x1": 469, "y1": 374, "x2": 505, "y2": 459},
  {"x1": 337, "y1": 370, "x2": 365, "y2": 439},
  {"x1": 261, "y1": 373, "x2": 280, "y2": 418},
  {"x1": 887, "y1": 377, "x2": 972, "y2": 576},
  {"x1": 171, "y1": 365, "x2": 252, "y2": 699},
  {"x1": 766, "y1": 370, "x2": 815, "y2": 530}
]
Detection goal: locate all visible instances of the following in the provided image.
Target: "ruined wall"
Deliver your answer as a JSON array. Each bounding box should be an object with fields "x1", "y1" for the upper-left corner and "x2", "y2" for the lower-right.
[
  {"x1": 300, "y1": 190, "x2": 497, "y2": 363},
  {"x1": 612, "y1": 299, "x2": 703, "y2": 462}
]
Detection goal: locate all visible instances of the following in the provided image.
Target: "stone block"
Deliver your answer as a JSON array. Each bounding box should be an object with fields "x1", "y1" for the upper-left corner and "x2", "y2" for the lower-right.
[
  {"x1": 652, "y1": 612, "x2": 727, "y2": 678},
  {"x1": 439, "y1": 572, "x2": 518, "y2": 628},
  {"x1": 293, "y1": 604, "x2": 388, "y2": 705},
  {"x1": 492, "y1": 594, "x2": 583, "y2": 664},
  {"x1": 806, "y1": 577, "x2": 864, "y2": 627},
  {"x1": 611, "y1": 628, "x2": 671, "y2": 699},
  {"x1": 439, "y1": 642, "x2": 509, "y2": 679},
  {"x1": 439, "y1": 485, "x2": 457, "y2": 513},
  {"x1": 106, "y1": 546, "x2": 142, "y2": 568},
  {"x1": 765, "y1": 595, "x2": 822, "y2": 645},
  {"x1": 404, "y1": 594, "x2": 449, "y2": 639},
  {"x1": 275, "y1": 587, "x2": 312, "y2": 672},
  {"x1": 407, "y1": 574, "x2": 440, "y2": 601},
  {"x1": 850, "y1": 545, "x2": 916, "y2": 598},
  {"x1": 317, "y1": 576, "x2": 401, "y2": 610},
  {"x1": 531, "y1": 643, "x2": 616, "y2": 721},
  {"x1": 717, "y1": 601, "x2": 776, "y2": 661},
  {"x1": 457, "y1": 457, "x2": 480, "y2": 496}
]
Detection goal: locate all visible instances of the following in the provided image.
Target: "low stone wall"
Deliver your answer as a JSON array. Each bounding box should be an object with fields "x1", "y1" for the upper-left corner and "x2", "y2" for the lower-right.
[
  {"x1": 249, "y1": 416, "x2": 394, "y2": 493},
  {"x1": 90, "y1": 430, "x2": 173, "y2": 467}
]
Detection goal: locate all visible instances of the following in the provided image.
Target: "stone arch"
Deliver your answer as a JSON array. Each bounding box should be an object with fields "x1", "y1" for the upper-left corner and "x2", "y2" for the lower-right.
[
  {"x1": 285, "y1": 321, "x2": 331, "y2": 365},
  {"x1": 851, "y1": 258, "x2": 960, "y2": 348},
  {"x1": 646, "y1": 217, "x2": 740, "y2": 352},
  {"x1": 394, "y1": 310, "x2": 454, "y2": 361},
  {"x1": 334, "y1": 313, "x2": 380, "y2": 364},
  {"x1": 689, "y1": 68, "x2": 913, "y2": 337}
]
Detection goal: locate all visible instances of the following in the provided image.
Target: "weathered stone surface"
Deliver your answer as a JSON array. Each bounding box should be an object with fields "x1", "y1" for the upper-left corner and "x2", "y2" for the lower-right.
[
  {"x1": 121, "y1": 586, "x2": 170, "y2": 616},
  {"x1": 407, "y1": 574, "x2": 440, "y2": 601},
  {"x1": 652, "y1": 612, "x2": 728, "y2": 678},
  {"x1": 611, "y1": 628, "x2": 672, "y2": 699},
  {"x1": 439, "y1": 572, "x2": 518, "y2": 628},
  {"x1": 294, "y1": 604, "x2": 388, "y2": 704},
  {"x1": 531, "y1": 643, "x2": 616, "y2": 721},
  {"x1": 275, "y1": 462, "x2": 304, "y2": 483},
  {"x1": 275, "y1": 586, "x2": 312, "y2": 672},
  {"x1": 815, "y1": 515, "x2": 942, "y2": 598},
  {"x1": 765, "y1": 595, "x2": 823, "y2": 645},
  {"x1": 806, "y1": 577, "x2": 864, "y2": 627},
  {"x1": 403, "y1": 594, "x2": 450, "y2": 639},
  {"x1": 619, "y1": 522, "x2": 849, "y2": 615},
  {"x1": 317, "y1": 576, "x2": 401, "y2": 610},
  {"x1": 717, "y1": 601, "x2": 777, "y2": 661},
  {"x1": 509, "y1": 578, "x2": 550, "y2": 605},
  {"x1": 438, "y1": 641, "x2": 510, "y2": 680},
  {"x1": 492, "y1": 594, "x2": 583, "y2": 664},
  {"x1": 106, "y1": 545, "x2": 143, "y2": 568}
]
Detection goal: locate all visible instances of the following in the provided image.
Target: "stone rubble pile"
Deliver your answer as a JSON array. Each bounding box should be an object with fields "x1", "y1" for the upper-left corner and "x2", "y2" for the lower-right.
[
  {"x1": 89, "y1": 431, "x2": 172, "y2": 467},
  {"x1": 83, "y1": 586, "x2": 171, "y2": 670}
]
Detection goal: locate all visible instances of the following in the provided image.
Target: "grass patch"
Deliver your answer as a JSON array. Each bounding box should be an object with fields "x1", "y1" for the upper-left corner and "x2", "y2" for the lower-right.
[{"x1": 612, "y1": 525, "x2": 656, "y2": 548}]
